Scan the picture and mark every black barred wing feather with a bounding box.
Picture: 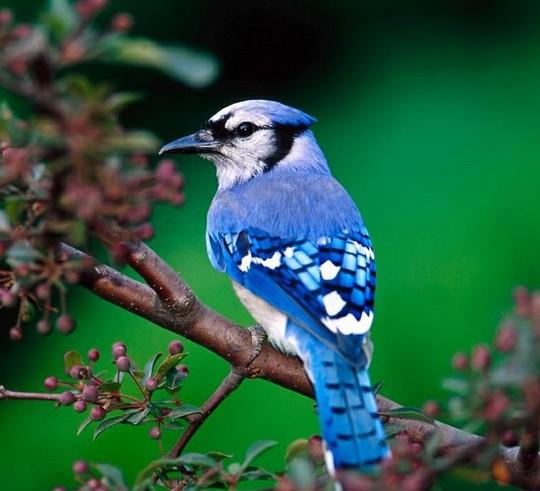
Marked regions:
[211,227,376,361]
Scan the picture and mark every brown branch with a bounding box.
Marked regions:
[56,241,540,489]
[0,386,61,402]
[519,424,539,471]
[169,368,247,458]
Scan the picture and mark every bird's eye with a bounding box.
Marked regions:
[236,122,256,137]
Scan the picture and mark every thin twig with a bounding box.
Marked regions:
[169,368,247,458]
[0,386,61,402]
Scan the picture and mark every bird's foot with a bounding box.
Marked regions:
[245,324,267,368]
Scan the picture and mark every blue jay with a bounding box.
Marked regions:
[160,100,389,471]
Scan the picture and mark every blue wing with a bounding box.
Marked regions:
[207,226,376,364]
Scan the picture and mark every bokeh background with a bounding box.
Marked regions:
[1,0,540,489]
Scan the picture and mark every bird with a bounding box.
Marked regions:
[160,100,389,472]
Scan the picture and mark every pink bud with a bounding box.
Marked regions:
[495,323,518,352]
[471,344,491,372]
[452,352,469,371]
[111,13,133,32]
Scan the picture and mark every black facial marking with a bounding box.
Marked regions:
[264,124,308,170]
[205,113,231,139]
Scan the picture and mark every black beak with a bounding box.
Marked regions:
[159,130,220,155]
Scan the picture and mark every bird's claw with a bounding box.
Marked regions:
[245,324,267,368]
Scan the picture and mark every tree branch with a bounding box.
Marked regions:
[56,240,540,488]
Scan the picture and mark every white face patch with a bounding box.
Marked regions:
[322,291,346,317]
[208,128,277,190]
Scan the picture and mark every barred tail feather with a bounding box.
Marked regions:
[304,343,389,470]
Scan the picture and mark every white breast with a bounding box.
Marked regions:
[232,281,300,356]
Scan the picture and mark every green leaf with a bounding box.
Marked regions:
[383,423,403,439]
[373,380,384,395]
[95,463,128,490]
[43,0,77,38]
[142,352,162,384]
[241,440,277,470]
[178,453,216,468]
[94,35,219,88]
[64,350,83,372]
[4,198,26,226]
[378,406,436,425]
[93,413,132,440]
[287,457,315,489]
[105,92,144,112]
[207,451,232,461]
[77,416,93,436]
[165,367,186,391]
[104,130,160,153]
[6,241,37,267]
[125,407,150,425]
[167,404,200,421]
[240,469,276,481]
[99,382,121,393]
[227,462,241,475]
[156,353,184,380]
[285,439,309,462]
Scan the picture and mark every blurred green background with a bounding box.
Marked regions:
[1,0,540,489]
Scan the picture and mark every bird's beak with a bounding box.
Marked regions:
[159,130,220,155]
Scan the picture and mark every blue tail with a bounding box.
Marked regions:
[302,339,389,470]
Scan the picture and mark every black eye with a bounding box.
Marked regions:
[236,122,256,137]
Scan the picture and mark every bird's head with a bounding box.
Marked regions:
[160,100,327,190]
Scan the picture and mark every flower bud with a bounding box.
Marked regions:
[149,426,161,440]
[35,283,50,300]
[72,460,89,474]
[168,340,184,355]
[37,319,52,335]
[112,341,127,358]
[0,289,16,307]
[9,326,22,341]
[74,400,87,413]
[44,376,59,391]
[88,348,100,362]
[0,9,13,26]
[12,24,31,39]
[495,323,518,352]
[136,223,154,240]
[59,391,76,406]
[90,406,105,420]
[69,364,84,380]
[115,355,131,371]
[111,13,133,32]
[452,352,469,371]
[82,385,99,403]
[471,344,491,372]
[422,400,440,417]
[57,314,76,334]
[87,478,100,490]
[484,391,509,421]
[145,377,158,392]
[513,286,531,317]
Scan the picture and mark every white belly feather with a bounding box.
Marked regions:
[232,281,300,356]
